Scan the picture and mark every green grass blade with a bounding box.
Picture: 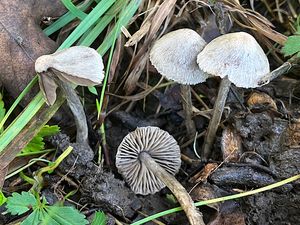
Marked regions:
[0,76,38,131]
[97,0,142,56]
[43,0,94,36]
[79,0,127,46]
[61,0,87,20]
[59,0,116,49]
[0,93,45,152]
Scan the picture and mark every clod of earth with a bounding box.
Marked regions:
[197,32,270,159]
[116,126,205,225]
[0,0,66,103]
[150,29,209,139]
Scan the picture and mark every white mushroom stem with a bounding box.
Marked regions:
[202,77,231,159]
[52,71,88,145]
[139,152,205,225]
[181,85,196,139]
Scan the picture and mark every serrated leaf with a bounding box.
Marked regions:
[88,86,98,95]
[91,211,106,225]
[0,190,7,206]
[21,209,42,225]
[22,125,60,154]
[6,192,37,215]
[41,206,88,225]
[282,35,300,57]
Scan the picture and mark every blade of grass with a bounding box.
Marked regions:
[0,76,38,131]
[43,0,94,36]
[95,0,142,164]
[78,0,127,46]
[59,0,116,49]
[61,0,87,20]
[131,174,300,225]
[0,92,45,152]
[97,0,142,56]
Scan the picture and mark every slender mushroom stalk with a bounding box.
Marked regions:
[139,152,204,225]
[197,32,270,159]
[35,46,104,145]
[52,72,88,144]
[150,29,209,140]
[202,77,231,159]
[116,126,205,225]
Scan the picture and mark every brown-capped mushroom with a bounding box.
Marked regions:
[116,126,205,225]
[35,46,104,144]
[197,32,270,159]
[150,29,209,139]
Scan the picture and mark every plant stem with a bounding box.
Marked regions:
[181,85,196,140]
[202,77,231,160]
[140,152,205,225]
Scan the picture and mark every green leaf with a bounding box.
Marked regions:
[41,206,88,225]
[0,190,7,206]
[91,211,106,225]
[21,125,60,154]
[22,209,42,225]
[6,191,37,215]
[88,86,98,96]
[282,35,300,57]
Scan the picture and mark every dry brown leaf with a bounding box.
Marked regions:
[221,126,242,162]
[247,92,277,111]
[0,0,66,104]
[124,0,176,94]
[189,163,218,184]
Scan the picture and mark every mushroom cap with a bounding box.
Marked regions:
[197,32,270,88]
[150,29,209,85]
[116,126,181,195]
[35,46,104,86]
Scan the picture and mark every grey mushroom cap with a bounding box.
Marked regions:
[150,29,209,85]
[116,126,181,195]
[197,32,270,88]
[35,46,104,86]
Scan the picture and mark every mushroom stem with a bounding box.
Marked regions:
[202,77,231,159]
[52,71,88,145]
[139,152,205,225]
[181,85,196,139]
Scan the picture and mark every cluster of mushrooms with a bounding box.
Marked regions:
[34,29,270,225]
[117,30,270,225]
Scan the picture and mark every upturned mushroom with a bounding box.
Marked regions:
[35,46,104,145]
[197,32,270,159]
[150,29,209,139]
[116,126,205,225]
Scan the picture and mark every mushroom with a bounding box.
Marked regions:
[35,46,104,145]
[150,29,209,139]
[197,32,270,159]
[116,126,205,225]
